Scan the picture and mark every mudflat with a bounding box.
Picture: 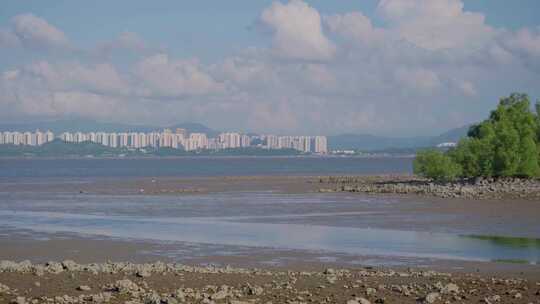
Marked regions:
[1,175,539,303]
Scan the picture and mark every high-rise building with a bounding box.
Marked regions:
[266,135,279,149]
[176,128,188,138]
[35,130,45,146]
[45,130,55,143]
[138,133,147,148]
[218,132,242,149]
[314,136,328,154]
[13,132,23,145]
[2,132,12,144]
[129,132,139,148]
[118,133,128,147]
[241,135,251,148]
[109,133,118,148]
[160,129,173,148]
[188,133,208,150]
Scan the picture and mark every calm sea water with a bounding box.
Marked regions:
[0,157,412,179]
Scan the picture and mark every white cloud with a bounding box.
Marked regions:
[503,28,540,63]
[260,0,336,61]
[96,31,152,58]
[134,54,225,98]
[11,13,70,50]
[377,0,495,51]
[325,11,386,46]
[0,28,21,48]
[394,67,441,93]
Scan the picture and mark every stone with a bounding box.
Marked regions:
[11,297,26,304]
[45,262,64,274]
[0,283,10,293]
[424,292,440,304]
[440,283,459,294]
[210,289,229,300]
[144,293,161,304]
[136,270,151,277]
[108,279,142,295]
[246,285,263,296]
[348,298,371,304]
[61,260,80,271]
[366,288,377,296]
[77,285,91,291]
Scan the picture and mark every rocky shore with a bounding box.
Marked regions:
[318,175,540,200]
[1,260,539,304]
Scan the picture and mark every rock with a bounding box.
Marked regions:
[45,261,64,274]
[347,298,371,304]
[77,285,91,291]
[107,279,142,295]
[136,269,151,277]
[424,292,440,304]
[483,295,501,303]
[61,260,80,271]
[513,292,522,299]
[90,292,112,303]
[174,289,186,301]
[0,283,10,293]
[324,268,336,275]
[144,293,161,304]
[326,276,337,284]
[366,288,377,297]
[440,283,459,294]
[210,289,229,300]
[11,297,26,304]
[245,285,263,296]
[162,297,178,304]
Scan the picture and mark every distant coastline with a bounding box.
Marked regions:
[0,140,416,159]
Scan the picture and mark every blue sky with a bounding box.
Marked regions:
[1,0,539,136]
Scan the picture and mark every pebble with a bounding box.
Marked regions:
[77,285,91,291]
[424,292,440,304]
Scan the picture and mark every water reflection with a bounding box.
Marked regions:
[1,210,539,264]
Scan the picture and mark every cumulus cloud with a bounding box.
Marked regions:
[260,0,336,61]
[96,31,153,58]
[0,28,21,48]
[133,54,225,98]
[11,13,70,50]
[377,0,495,51]
[325,11,386,46]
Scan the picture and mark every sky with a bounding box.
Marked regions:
[1,1,539,136]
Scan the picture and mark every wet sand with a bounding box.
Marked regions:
[2,175,538,237]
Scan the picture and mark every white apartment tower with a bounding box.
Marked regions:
[314,136,328,154]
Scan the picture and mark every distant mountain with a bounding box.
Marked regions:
[328,125,471,151]
[424,125,471,146]
[0,119,219,137]
[167,123,219,138]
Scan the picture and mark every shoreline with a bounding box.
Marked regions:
[0,260,538,304]
[3,173,539,200]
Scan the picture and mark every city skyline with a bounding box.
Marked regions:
[0,128,328,154]
[1,1,539,137]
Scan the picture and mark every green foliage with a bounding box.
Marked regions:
[413,149,462,182]
[416,93,540,180]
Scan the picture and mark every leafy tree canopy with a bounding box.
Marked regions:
[415,93,540,181]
